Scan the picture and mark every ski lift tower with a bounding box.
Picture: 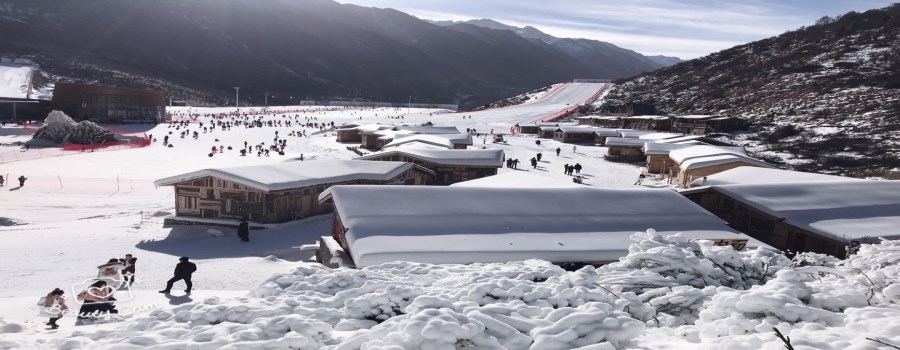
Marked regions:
[233,87,240,110]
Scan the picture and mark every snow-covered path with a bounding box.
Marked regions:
[447,82,608,129]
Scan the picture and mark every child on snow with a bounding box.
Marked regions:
[39,288,68,329]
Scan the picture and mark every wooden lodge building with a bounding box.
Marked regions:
[356,148,504,185]
[577,115,746,135]
[153,160,432,224]
[663,145,773,187]
[382,133,473,150]
[680,167,900,257]
[314,185,767,268]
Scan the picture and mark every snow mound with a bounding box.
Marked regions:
[31,110,117,145]
[20,231,900,349]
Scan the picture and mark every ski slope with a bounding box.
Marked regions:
[449,82,608,129]
[0,63,31,99]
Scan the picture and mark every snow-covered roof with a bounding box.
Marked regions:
[320,186,768,267]
[605,137,649,147]
[691,167,863,187]
[384,133,473,149]
[623,115,670,120]
[355,124,392,133]
[618,130,657,138]
[637,132,684,140]
[398,126,461,134]
[655,135,706,144]
[593,128,622,137]
[643,142,695,155]
[710,181,900,242]
[357,148,504,167]
[669,145,772,171]
[555,126,598,134]
[450,171,582,189]
[539,125,563,131]
[154,160,424,192]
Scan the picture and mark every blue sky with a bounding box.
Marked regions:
[336,0,896,58]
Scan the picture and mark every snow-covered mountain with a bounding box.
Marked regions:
[433,18,682,70]
[0,0,668,108]
[602,4,900,177]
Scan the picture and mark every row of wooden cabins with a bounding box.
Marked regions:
[336,123,471,150]
[577,115,747,135]
[155,149,504,224]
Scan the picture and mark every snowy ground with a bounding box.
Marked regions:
[0,97,896,349]
[0,62,31,99]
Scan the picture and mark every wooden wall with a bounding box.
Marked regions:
[687,189,846,257]
[171,168,427,224]
[364,154,498,185]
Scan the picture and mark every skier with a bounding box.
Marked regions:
[17,175,26,187]
[237,218,250,242]
[159,257,197,294]
[39,288,68,329]
[556,148,561,156]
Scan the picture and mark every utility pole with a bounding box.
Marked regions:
[407,95,411,115]
[264,92,269,108]
[233,87,241,110]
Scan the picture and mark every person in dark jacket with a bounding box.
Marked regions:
[530,157,538,169]
[555,147,561,156]
[18,175,26,187]
[159,257,197,294]
[574,163,583,174]
[237,219,250,242]
[121,254,136,288]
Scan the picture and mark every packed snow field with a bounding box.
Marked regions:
[0,62,31,99]
[0,96,898,348]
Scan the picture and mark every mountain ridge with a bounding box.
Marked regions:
[0,0,669,107]
[601,4,900,176]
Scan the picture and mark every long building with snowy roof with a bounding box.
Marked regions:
[154,160,433,223]
[357,148,504,185]
[315,185,769,268]
[680,167,899,256]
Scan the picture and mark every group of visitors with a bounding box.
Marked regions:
[40,255,198,329]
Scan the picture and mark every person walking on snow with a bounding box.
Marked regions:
[17,175,26,187]
[555,148,561,156]
[237,218,250,242]
[536,153,542,162]
[574,163,582,175]
[160,257,197,294]
[0,175,4,187]
[572,145,577,154]
[122,254,136,288]
[530,157,538,169]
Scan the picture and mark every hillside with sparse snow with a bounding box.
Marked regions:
[601,4,900,177]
